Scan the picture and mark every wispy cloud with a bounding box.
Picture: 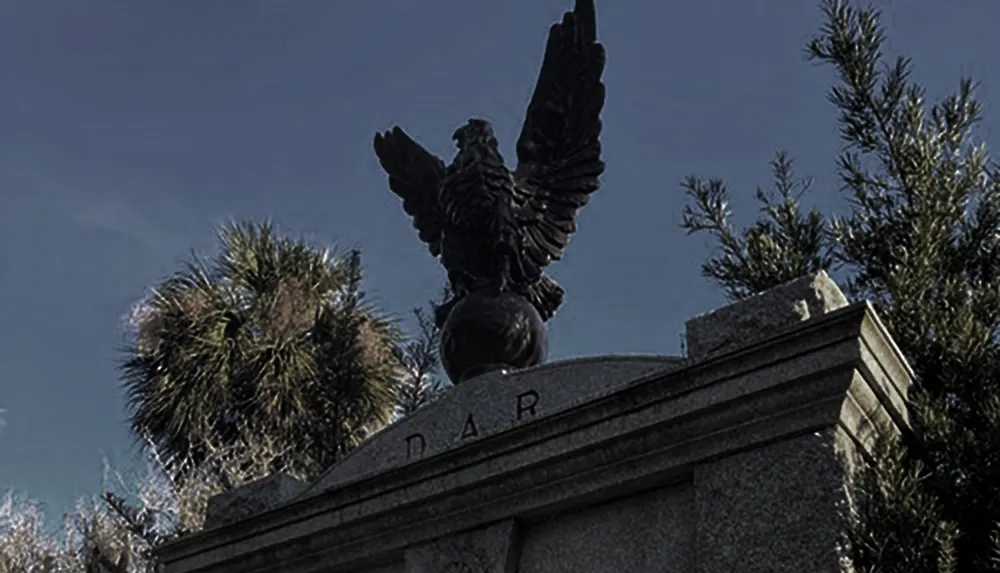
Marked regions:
[0,160,214,308]
[71,202,182,255]
[1,159,200,260]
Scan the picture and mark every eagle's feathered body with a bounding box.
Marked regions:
[374,0,606,328]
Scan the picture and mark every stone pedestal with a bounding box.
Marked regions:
[154,272,912,573]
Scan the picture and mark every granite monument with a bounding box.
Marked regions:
[154,271,914,573]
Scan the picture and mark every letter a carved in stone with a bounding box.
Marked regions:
[461,413,479,440]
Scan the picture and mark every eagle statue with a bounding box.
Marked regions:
[373,0,606,383]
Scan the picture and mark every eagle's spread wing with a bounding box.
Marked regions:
[373,127,448,257]
[513,0,606,280]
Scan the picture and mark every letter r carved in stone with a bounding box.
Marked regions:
[516,390,539,421]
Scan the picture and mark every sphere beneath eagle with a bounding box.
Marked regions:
[439,290,548,384]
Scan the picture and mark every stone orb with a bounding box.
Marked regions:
[439,290,548,384]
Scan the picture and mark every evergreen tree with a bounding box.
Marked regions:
[393,289,451,419]
[682,0,1000,570]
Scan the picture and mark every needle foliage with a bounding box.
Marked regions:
[682,1,1000,570]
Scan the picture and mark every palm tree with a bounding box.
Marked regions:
[120,221,402,482]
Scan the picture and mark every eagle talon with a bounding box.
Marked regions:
[492,273,511,296]
[492,250,515,295]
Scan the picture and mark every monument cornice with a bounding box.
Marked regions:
[156,300,911,573]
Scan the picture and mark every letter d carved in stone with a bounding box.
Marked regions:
[405,433,427,460]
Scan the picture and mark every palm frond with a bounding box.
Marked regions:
[120,220,401,482]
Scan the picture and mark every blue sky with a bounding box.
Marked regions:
[0,0,997,524]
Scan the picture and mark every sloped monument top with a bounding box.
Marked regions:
[304,354,686,496]
[304,270,852,496]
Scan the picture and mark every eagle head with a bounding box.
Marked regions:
[452,118,498,152]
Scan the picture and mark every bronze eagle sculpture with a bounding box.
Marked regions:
[373,0,605,381]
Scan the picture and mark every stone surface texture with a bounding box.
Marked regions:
[685,270,849,359]
[202,473,305,530]
[154,272,912,573]
[404,520,520,573]
[518,483,694,572]
[694,429,850,572]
